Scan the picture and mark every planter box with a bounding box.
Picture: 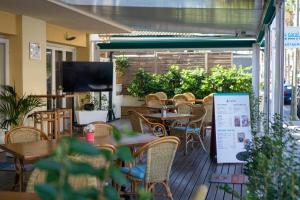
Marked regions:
[75,110,108,125]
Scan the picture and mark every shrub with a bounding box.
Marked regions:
[127,65,252,99]
[127,68,158,98]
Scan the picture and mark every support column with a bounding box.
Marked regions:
[273,1,285,116]
[252,43,260,97]
[264,26,271,123]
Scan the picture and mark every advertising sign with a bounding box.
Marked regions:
[285,26,300,48]
[214,93,252,163]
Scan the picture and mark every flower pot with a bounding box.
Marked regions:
[85,132,95,143]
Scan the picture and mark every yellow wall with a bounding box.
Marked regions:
[46,23,87,47]
[22,16,47,95]
[8,16,22,95]
[0,11,17,35]
[76,34,90,61]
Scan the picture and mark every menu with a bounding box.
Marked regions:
[214,93,252,163]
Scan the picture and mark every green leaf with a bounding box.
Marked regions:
[66,160,98,176]
[35,184,57,200]
[69,140,101,156]
[35,159,61,172]
[137,189,152,200]
[116,146,134,162]
[74,187,99,200]
[103,185,120,200]
[112,128,122,142]
[98,149,113,160]
[109,166,129,185]
[97,168,106,180]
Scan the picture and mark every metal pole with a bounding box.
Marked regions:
[291,0,299,120]
[274,1,285,116]
[264,26,271,126]
[252,43,260,98]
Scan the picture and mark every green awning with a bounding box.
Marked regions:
[98,39,256,50]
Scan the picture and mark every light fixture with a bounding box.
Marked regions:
[65,33,76,41]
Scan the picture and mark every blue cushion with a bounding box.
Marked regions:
[120,165,146,180]
[173,126,200,133]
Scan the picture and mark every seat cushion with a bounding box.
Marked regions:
[173,126,200,133]
[120,165,146,180]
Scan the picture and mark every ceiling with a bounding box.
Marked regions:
[0,0,131,34]
[56,0,267,37]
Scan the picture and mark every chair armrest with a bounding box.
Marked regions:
[144,121,167,137]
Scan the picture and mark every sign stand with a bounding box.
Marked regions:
[210,93,252,163]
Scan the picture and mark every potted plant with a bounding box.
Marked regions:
[115,56,130,84]
[0,85,44,131]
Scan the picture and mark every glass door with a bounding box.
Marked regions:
[46,44,75,108]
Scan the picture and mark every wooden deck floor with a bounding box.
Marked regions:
[158,144,244,200]
[111,119,245,200]
[0,119,245,200]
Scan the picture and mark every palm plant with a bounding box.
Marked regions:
[0,85,44,130]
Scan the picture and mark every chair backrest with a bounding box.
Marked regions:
[145,94,163,108]
[183,92,196,104]
[128,111,143,133]
[173,94,189,105]
[154,92,167,100]
[191,105,207,128]
[5,126,49,144]
[135,136,180,183]
[175,102,193,125]
[26,145,115,193]
[90,121,113,137]
[202,94,214,125]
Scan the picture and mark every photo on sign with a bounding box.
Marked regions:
[237,132,245,143]
[234,116,241,127]
[241,115,249,127]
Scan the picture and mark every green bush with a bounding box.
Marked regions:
[127,65,252,99]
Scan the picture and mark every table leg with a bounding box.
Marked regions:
[17,158,25,192]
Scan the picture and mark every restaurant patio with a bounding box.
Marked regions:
[0,0,297,200]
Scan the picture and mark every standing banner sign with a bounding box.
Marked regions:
[213,93,252,163]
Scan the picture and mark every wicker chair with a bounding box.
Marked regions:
[5,126,49,190]
[26,144,115,193]
[183,92,196,104]
[154,92,167,100]
[5,126,49,144]
[128,111,167,137]
[202,93,214,135]
[90,121,114,137]
[121,136,180,199]
[170,104,207,154]
[172,94,189,105]
[145,94,163,109]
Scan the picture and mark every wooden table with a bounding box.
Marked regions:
[144,113,196,121]
[0,192,40,200]
[0,134,158,191]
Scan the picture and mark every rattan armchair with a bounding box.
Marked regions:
[90,121,114,137]
[145,94,163,109]
[154,92,168,100]
[128,111,167,137]
[172,94,189,105]
[183,92,196,104]
[26,144,116,193]
[202,93,214,135]
[170,104,207,154]
[5,126,49,190]
[5,126,49,144]
[121,136,180,199]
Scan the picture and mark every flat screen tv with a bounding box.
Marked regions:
[62,62,113,92]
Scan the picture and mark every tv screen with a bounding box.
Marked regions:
[62,62,113,92]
